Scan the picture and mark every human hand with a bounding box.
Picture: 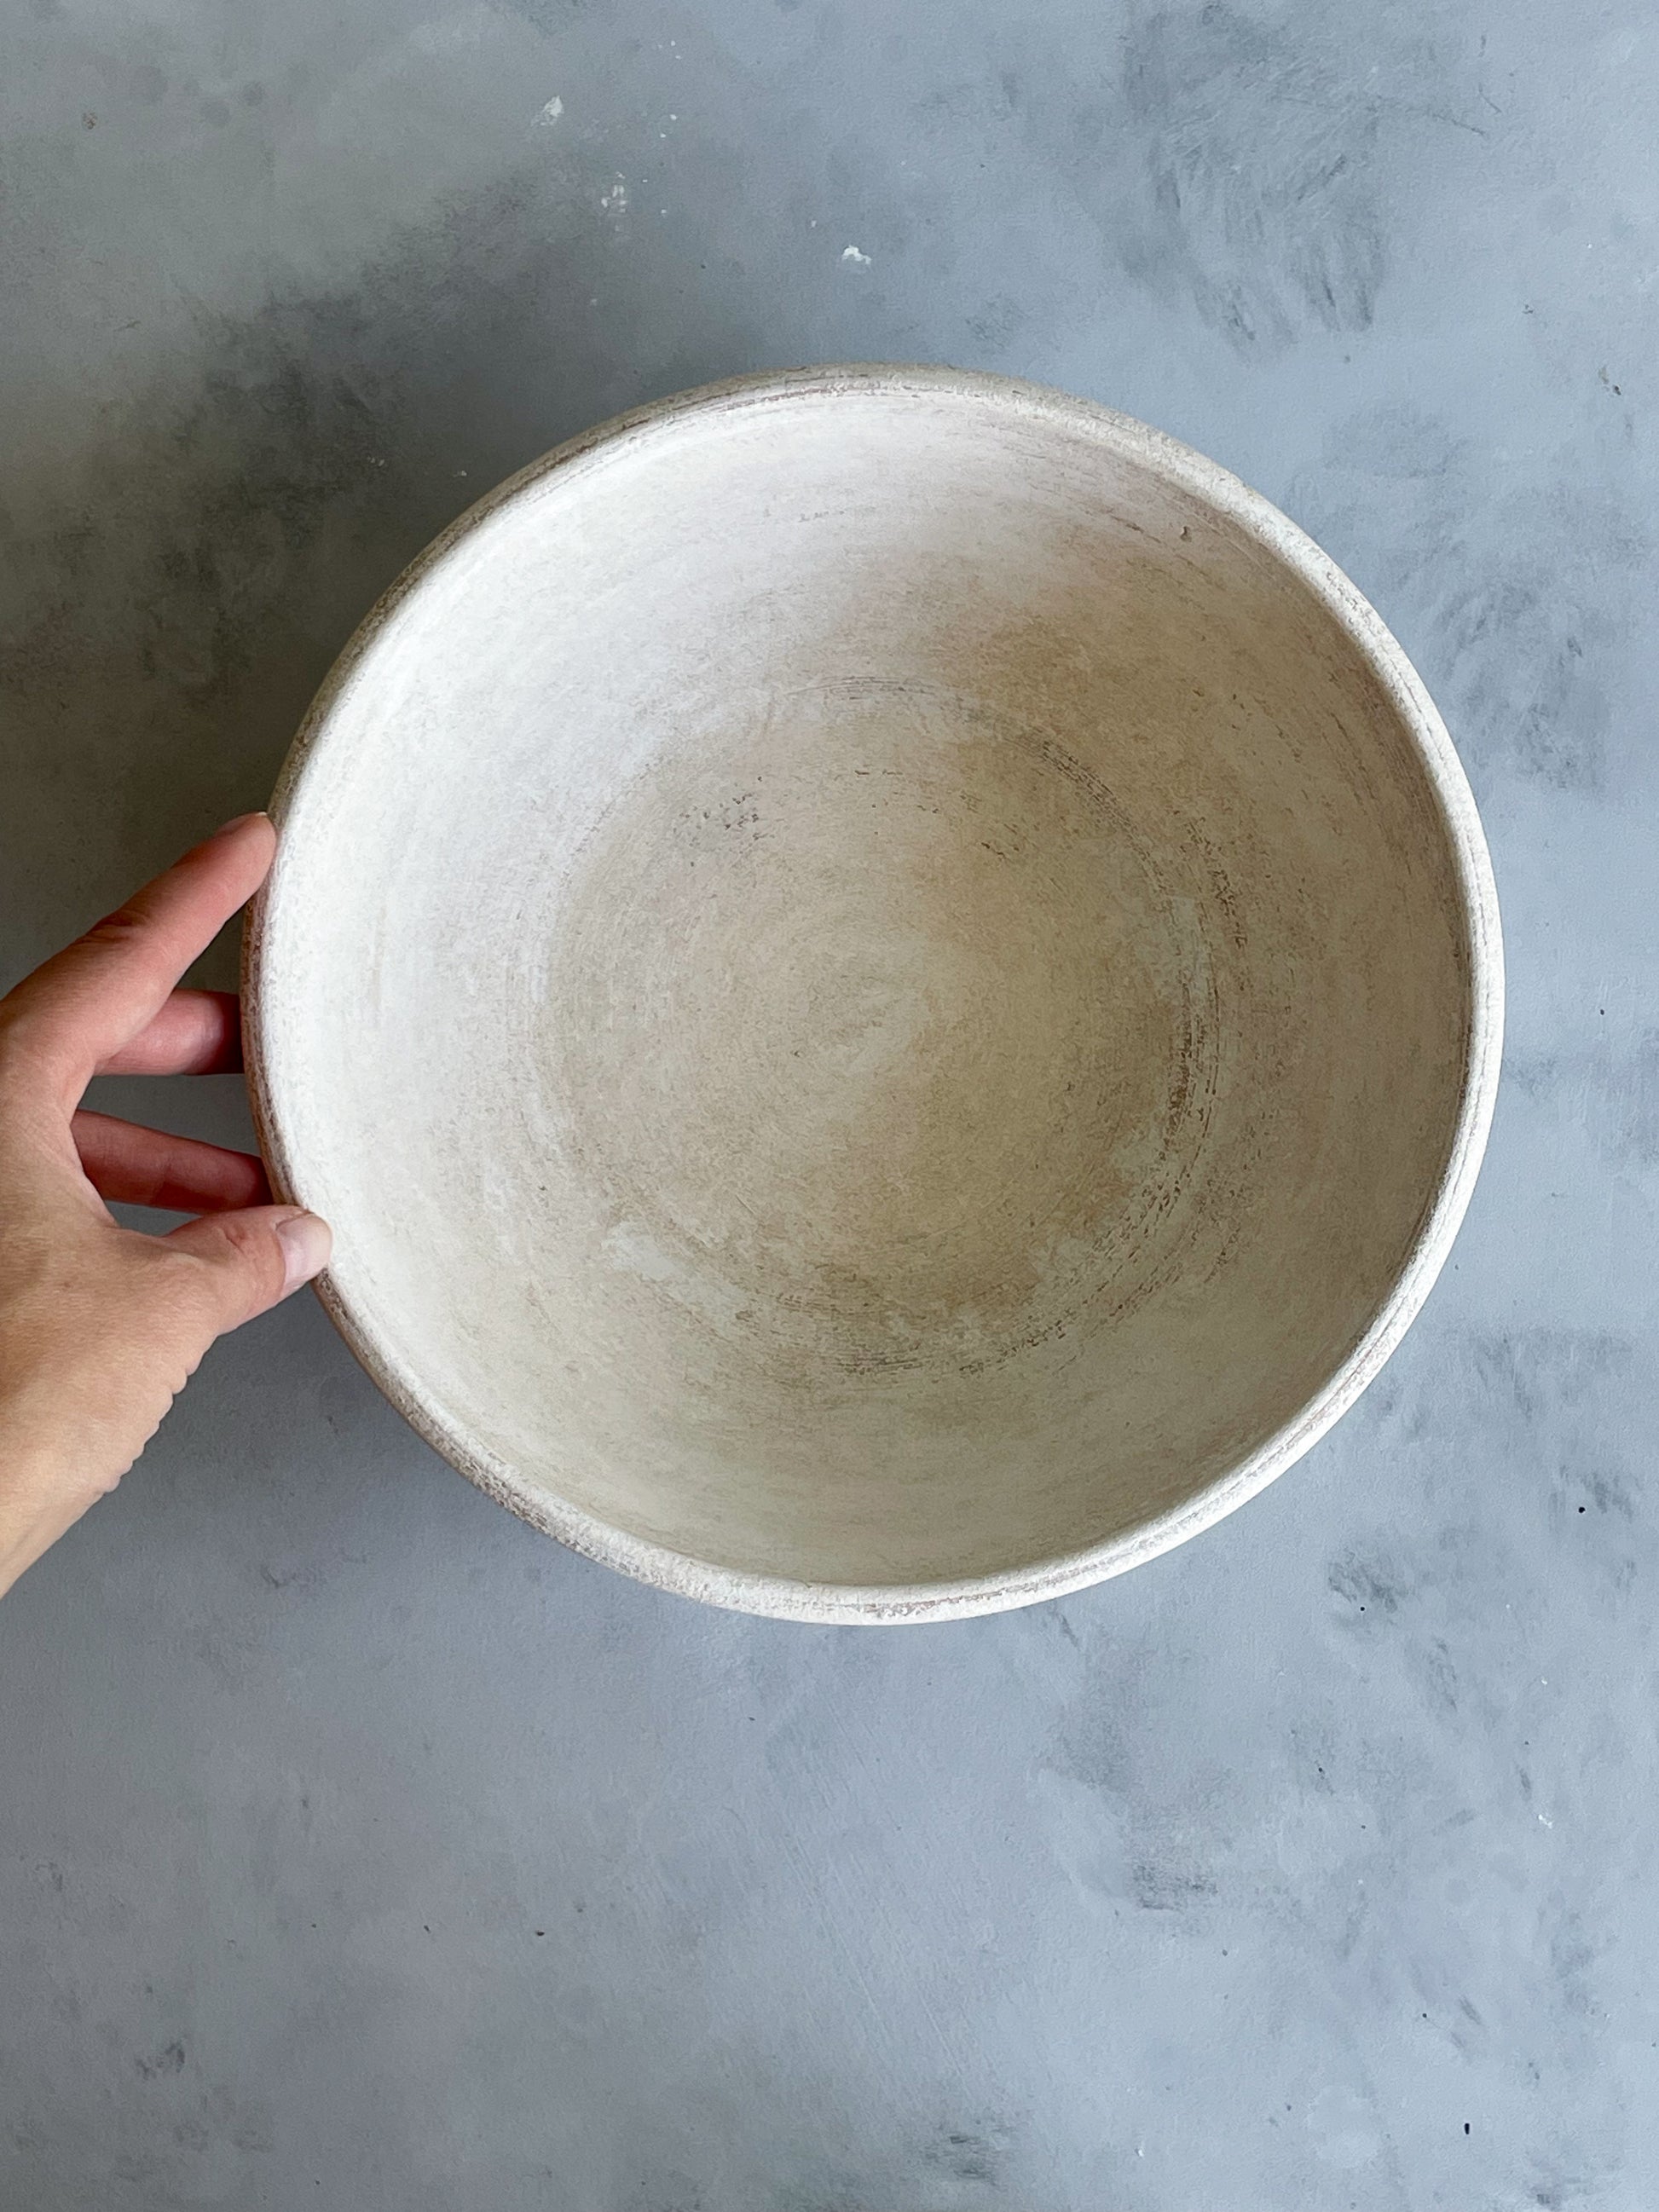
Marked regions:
[0,813,331,1597]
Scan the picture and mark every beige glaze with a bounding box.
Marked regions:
[246,367,1502,1622]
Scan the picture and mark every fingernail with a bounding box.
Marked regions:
[213,810,271,839]
[275,1210,332,1295]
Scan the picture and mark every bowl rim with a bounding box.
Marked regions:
[244,361,1504,1625]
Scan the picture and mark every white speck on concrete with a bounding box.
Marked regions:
[536,95,564,125]
[601,177,628,213]
[841,243,871,266]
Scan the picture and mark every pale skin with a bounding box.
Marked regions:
[0,813,331,1597]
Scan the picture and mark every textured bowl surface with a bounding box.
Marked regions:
[247,366,1501,1622]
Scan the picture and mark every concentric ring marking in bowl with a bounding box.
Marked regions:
[246,365,1502,1623]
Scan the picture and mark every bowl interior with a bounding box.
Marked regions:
[254,374,1483,1613]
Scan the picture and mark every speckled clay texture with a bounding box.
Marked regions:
[246,367,1500,1620]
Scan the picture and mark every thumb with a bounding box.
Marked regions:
[165,1204,332,1339]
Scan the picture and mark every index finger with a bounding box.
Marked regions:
[0,814,276,1112]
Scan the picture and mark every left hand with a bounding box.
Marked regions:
[0,812,331,1597]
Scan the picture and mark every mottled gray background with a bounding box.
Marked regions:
[2,0,1656,2204]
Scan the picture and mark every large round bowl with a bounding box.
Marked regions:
[246,366,1501,1623]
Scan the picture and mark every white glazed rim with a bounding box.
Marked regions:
[245,363,1504,1625]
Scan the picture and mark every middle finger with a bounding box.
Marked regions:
[95,990,243,1077]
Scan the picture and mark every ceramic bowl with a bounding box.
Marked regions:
[246,366,1501,1622]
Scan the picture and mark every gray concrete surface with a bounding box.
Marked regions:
[2,0,1656,2203]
